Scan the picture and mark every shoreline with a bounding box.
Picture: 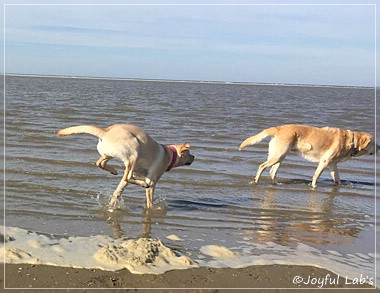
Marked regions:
[1,263,374,290]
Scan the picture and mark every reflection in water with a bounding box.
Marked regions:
[102,207,168,240]
[251,185,359,245]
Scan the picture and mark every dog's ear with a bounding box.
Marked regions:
[178,142,190,157]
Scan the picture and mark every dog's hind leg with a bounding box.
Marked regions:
[255,138,288,183]
[109,168,129,208]
[269,161,282,184]
[108,161,136,208]
[255,158,281,183]
[96,155,118,175]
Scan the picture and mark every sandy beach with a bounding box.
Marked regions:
[1,263,374,291]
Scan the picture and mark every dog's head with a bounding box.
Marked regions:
[353,132,378,156]
[171,142,195,166]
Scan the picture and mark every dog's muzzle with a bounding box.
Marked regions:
[352,148,359,156]
[186,155,195,165]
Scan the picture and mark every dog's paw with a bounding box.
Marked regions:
[249,178,259,185]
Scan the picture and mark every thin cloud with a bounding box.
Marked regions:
[4,3,376,86]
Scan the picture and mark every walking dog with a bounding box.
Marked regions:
[239,124,378,187]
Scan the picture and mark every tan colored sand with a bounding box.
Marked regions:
[2,263,374,290]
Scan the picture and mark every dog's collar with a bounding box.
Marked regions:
[351,132,359,156]
[166,145,178,171]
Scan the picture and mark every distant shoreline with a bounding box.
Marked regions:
[3,73,372,89]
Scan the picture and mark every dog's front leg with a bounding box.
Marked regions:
[127,178,151,188]
[329,164,341,185]
[145,183,156,209]
[312,160,329,188]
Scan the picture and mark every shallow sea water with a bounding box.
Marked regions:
[2,76,378,283]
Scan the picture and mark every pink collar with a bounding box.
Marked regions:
[166,145,178,171]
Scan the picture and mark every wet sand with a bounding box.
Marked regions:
[1,264,374,291]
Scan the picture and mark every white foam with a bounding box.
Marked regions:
[197,241,376,286]
[1,226,376,286]
[166,234,182,241]
[1,226,197,274]
[200,245,239,258]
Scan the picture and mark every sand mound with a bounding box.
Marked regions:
[94,237,195,274]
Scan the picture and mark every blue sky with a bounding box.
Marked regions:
[2,1,377,86]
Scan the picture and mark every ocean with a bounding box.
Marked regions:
[2,75,378,283]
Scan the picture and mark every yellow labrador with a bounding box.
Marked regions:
[57,124,194,208]
[239,124,378,187]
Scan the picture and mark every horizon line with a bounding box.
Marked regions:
[3,73,372,89]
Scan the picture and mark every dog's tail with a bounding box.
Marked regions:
[57,125,105,138]
[239,127,278,150]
